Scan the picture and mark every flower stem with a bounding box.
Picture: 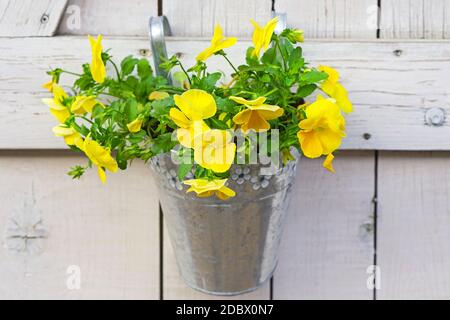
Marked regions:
[222,54,239,74]
[61,70,82,77]
[109,60,122,81]
[275,39,287,70]
[177,62,192,86]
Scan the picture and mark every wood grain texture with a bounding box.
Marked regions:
[377,152,450,299]
[1,37,450,150]
[0,0,68,37]
[381,0,450,39]
[0,151,159,299]
[162,0,272,37]
[162,222,271,300]
[275,0,378,39]
[57,0,157,36]
[274,151,375,299]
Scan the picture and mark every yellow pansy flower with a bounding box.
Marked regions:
[297,97,346,159]
[77,135,118,184]
[42,84,70,122]
[71,95,99,114]
[169,89,217,148]
[42,80,54,92]
[196,24,237,62]
[318,66,353,113]
[184,179,236,200]
[149,91,169,101]
[323,153,335,173]
[193,129,236,173]
[52,124,82,146]
[250,17,279,58]
[89,35,106,84]
[231,96,284,133]
[127,117,143,133]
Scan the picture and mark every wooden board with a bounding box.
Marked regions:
[162,0,273,37]
[162,222,270,300]
[381,0,450,39]
[0,151,160,299]
[1,36,450,151]
[377,152,450,299]
[0,0,68,37]
[274,151,375,299]
[57,0,158,36]
[275,0,378,39]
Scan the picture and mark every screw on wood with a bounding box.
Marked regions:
[175,52,183,58]
[425,107,446,126]
[363,133,372,140]
[393,49,403,57]
[139,49,151,57]
[40,14,49,24]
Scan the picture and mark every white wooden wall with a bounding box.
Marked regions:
[1,0,450,300]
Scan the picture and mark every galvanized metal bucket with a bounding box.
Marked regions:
[149,152,298,295]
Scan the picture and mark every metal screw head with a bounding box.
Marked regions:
[393,49,403,57]
[40,14,49,24]
[425,108,446,126]
[363,133,372,140]
[139,49,150,57]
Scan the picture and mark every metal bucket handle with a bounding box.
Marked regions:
[149,16,172,83]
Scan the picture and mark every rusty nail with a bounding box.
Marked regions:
[363,133,371,140]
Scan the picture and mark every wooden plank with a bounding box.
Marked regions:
[162,0,272,37]
[381,0,450,39]
[377,152,450,299]
[274,151,375,299]
[2,37,450,151]
[57,0,157,36]
[275,0,378,39]
[163,222,271,299]
[0,0,68,37]
[0,151,159,299]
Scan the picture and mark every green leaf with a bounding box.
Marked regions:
[301,70,328,84]
[297,84,317,98]
[125,99,139,122]
[178,163,193,180]
[208,118,229,130]
[150,133,177,154]
[151,96,174,117]
[197,72,222,91]
[137,59,153,78]
[121,55,139,76]
[261,46,277,65]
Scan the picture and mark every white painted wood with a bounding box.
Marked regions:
[0,0,68,37]
[57,0,157,36]
[377,152,450,299]
[0,151,160,299]
[163,0,273,37]
[275,0,378,39]
[381,0,450,39]
[1,36,450,150]
[274,151,375,299]
[163,222,271,299]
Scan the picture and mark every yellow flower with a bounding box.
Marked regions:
[184,179,236,200]
[52,124,82,146]
[71,95,99,114]
[193,129,236,173]
[127,117,143,133]
[149,91,169,101]
[292,29,304,43]
[318,66,353,113]
[169,89,217,148]
[250,17,279,58]
[77,135,118,184]
[297,97,346,159]
[231,96,284,133]
[42,80,54,92]
[89,35,106,84]
[196,24,237,61]
[323,153,335,173]
[42,84,70,122]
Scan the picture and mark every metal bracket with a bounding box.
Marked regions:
[149,16,172,83]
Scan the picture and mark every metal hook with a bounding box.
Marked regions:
[149,16,172,83]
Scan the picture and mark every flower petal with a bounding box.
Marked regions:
[298,130,323,158]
